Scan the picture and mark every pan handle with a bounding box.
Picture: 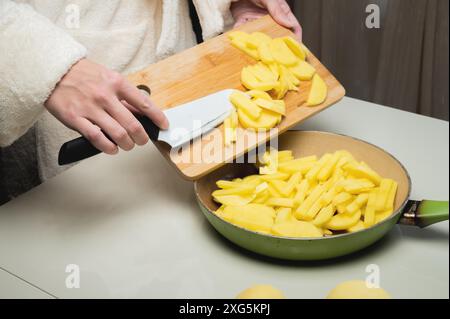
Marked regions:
[399,200,449,228]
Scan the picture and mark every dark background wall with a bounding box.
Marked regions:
[290,0,449,121]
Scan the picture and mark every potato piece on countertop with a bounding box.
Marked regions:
[327,281,391,299]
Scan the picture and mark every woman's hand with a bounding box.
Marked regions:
[45,59,169,155]
[231,0,302,41]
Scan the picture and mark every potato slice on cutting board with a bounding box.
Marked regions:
[254,98,286,116]
[229,90,262,120]
[270,38,299,66]
[237,109,280,130]
[290,60,316,81]
[282,36,307,60]
[307,74,328,106]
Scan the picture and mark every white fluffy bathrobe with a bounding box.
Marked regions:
[0,0,235,180]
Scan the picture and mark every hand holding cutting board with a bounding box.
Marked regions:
[59,16,345,179]
[50,1,301,164]
[231,0,302,41]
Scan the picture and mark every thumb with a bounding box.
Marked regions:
[263,0,302,42]
[264,0,296,28]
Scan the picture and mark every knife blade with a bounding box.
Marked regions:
[58,89,234,165]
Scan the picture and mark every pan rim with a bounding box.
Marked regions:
[194,130,413,241]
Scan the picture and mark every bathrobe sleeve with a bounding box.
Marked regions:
[192,0,237,40]
[0,0,87,147]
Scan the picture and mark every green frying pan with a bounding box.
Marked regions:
[194,131,448,261]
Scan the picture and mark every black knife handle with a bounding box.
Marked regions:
[58,114,160,166]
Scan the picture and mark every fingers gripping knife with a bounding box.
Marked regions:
[58,89,234,165]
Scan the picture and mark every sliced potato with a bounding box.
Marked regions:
[290,60,316,81]
[272,221,323,238]
[280,65,300,87]
[343,162,382,186]
[272,69,290,99]
[385,181,398,210]
[215,205,225,216]
[254,98,286,115]
[306,153,333,181]
[279,162,315,175]
[363,190,378,228]
[259,172,290,181]
[230,90,262,120]
[223,117,235,146]
[237,109,279,130]
[375,179,395,211]
[277,150,294,162]
[282,36,306,60]
[275,208,295,224]
[346,193,370,215]
[231,38,259,60]
[270,38,299,66]
[269,180,288,195]
[282,172,302,196]
[212,185,254,197]
[326,210,362,231]
[293,179,310,205]
[258,42,275,64]
[230,108,239,129]
[226,204,276,218]
[267,183,282,198]
[247,89,272,101]
[250,63,278,83]
[303,196,328,221]
[241,67,277,91]
[228,31,251,42]
[348,221,366,233]
[342,179,375,194]
[327,281,391,299]
[321,186,339,206]
[230,205,275,233]
[307,74,328,106]
[268,63,280,80]
[237,284,285,299]
[375,209,394,223]
[317,151,343,182]
[211,147,399,239]
[295,185,326,220]
[216,180,242,189]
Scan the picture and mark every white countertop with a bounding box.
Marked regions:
[0,97,448,299]
[0,269,53,299]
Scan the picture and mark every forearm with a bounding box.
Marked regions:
[0,0,87,146]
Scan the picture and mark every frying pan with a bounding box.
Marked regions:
[194,131,449,260]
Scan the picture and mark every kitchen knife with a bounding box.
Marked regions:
[58,89,234,165]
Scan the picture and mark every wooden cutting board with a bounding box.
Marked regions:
[127,15,345,181]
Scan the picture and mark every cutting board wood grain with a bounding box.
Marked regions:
[128,16,345,180]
